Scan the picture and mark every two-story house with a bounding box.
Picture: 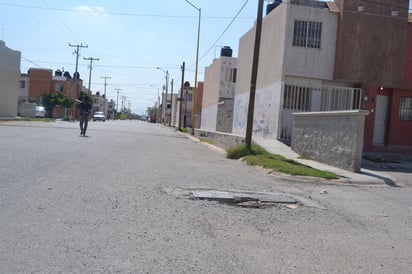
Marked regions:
[232,0,411,152]
[201,46,237,133]
[233,0,356,141]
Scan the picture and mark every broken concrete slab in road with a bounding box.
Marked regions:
[191,189,297,207]
[165,186,324,209]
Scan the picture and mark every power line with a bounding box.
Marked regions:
[21,56,45,68]
[0,2,255,19]
[14,0,70,44]
[197,0,249,65]
[33,0,81,42]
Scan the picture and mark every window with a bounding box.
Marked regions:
[293,20,322,49]
[55,83,64,92]
[20,80,25,88]
[400,97,412,120]
[224,68,237,83]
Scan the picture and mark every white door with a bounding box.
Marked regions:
[373,95,389,145]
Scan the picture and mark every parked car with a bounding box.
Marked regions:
[34,106,46,118]
[93,111,106,121]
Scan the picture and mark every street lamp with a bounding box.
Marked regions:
[156,67,169,125]
[184,0,201,135]
[150,85,161,123]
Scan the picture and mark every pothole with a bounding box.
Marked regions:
[166,187,304,209]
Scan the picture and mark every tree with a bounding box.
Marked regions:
[42,93,75,118]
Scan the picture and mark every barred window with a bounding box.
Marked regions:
[293,20,322,49]
[400,97,412,120]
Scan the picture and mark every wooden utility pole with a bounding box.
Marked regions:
[69,43,88,99]
[169,78,173,127]
[114,88,121,120]
[84,57,99,93]
[245,0,264,150]
[100,76,111,116]
[178,62,185,131]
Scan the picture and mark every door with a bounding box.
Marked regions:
[373,95,389,145]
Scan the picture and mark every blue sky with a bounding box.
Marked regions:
[1,0,412,114]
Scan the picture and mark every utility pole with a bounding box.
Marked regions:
[100,76,111,116]
[84,57,99,93]
[114,88,121,120]
[122,96,126,111]
[169,78,173,126]
[178,62,185,131]
[245,0,264,150]
[69,43,88,100]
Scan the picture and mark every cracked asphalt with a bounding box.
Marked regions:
[0,120,411,273]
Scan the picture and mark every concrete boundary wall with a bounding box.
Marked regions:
[291,110,369,172]
[195,129,245,149]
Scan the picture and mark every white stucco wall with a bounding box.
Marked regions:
[283,4,338,80]
[233,3,287,136]
[233,81,282,138]
[0,40,20,117]
[201,105,218,131]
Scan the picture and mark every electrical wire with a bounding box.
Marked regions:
[197,0,249,65]
[0,1,255,19]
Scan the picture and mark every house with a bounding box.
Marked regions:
[107,99,115,120]
[233,0,358,141]
[175,81,204,129]
[26,68,84,118]
[0,40,20,117]
[341,0,412,152]
[27,68,53,106]
[201,46,237,133]
[17,73,30,115]
[92,92,108,117]
[232,0,411,153]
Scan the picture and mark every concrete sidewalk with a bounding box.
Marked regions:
[254,137,410,186]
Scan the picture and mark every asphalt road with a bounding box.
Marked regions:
[0,120,411,273]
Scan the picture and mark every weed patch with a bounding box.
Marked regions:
[227,144,339,180]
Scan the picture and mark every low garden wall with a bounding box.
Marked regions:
[291,110,369,172]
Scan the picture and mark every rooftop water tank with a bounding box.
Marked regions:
[266,0,282,15]
[221,46,232,57]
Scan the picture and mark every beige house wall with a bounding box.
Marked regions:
[233,2,340,138]
[202,56,237,132]
[0,41,20,117]
[284,4,338,80]
[233,3,287,136]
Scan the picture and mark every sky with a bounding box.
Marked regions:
[1,0,412,115]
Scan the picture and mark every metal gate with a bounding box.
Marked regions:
[280,84,362,142]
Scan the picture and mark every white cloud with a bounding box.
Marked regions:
[75,5,108,16]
